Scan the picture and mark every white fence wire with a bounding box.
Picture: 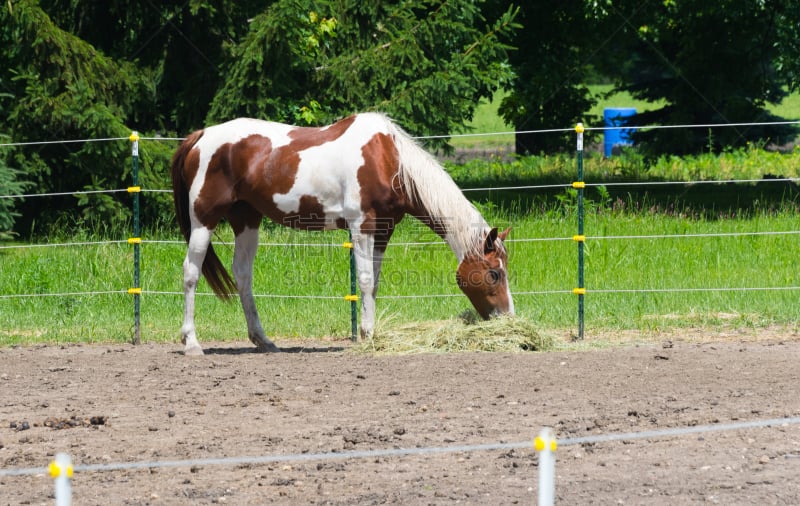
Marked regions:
[2,415,799,506]
[0,415,796,478]
[0,123,799,301]
[1,122,799,503]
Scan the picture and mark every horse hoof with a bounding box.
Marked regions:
[256,342,280,353]
[184,345,204,356]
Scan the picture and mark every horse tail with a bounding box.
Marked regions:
[170,130,202,244]
[170,130,237,300]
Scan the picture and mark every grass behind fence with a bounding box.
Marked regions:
[1,201,799,347]
[3,125,800,347]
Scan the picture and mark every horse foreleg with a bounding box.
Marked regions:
[233,226,279,352]
[352,233,377,340]
[368,227,394,333]
[182,226,212,356]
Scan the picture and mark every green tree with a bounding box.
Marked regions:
[1,1,152,234]
[207,1,337,125]
[490,1,599,154]
[0,151,27,240]
[39,0,264,132]
[324,0,519,142]
[1,0,518,237]
[0,48,24,237]
[0,1,251,236]
[774,4,800,91]
[209,0,520,145]
[593,0,800,155]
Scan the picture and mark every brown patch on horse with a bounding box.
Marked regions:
[357,132,453,239]
[356,132,407,235]
[227,201,263,236]
[287,115,356,149]
[194,116,359,231]
[193,134,273,228]
[455,228,512,319]
[279,195,329,230]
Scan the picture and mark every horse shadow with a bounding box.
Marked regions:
[174,344,348,356]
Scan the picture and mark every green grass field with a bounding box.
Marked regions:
[2,177,799,347]
[449,91,515,150]
[2,88,799,348]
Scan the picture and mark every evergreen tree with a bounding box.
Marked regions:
[209,0,519,145]
[593,0,800,155]
[490,1,600,154]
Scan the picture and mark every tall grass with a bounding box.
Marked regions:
[2,175,799,347]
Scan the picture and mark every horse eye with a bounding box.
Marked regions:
[488,270,501,283]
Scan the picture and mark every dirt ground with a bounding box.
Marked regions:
[2,332,800,505]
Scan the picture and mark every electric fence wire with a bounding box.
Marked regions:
[2,415,799,478]
[1,125,799,300]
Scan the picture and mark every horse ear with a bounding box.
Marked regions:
[498,226,511,241]
[484,227,499,254]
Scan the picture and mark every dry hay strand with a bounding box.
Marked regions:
[358,313,553,354]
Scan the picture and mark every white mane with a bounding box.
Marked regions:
[380,115,489,261]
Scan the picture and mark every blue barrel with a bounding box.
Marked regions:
[603,107,637,157]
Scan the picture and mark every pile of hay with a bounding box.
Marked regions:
[358,313,553,354]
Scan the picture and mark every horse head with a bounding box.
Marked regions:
[455,227,514,319]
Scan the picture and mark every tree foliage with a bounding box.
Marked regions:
[38,0,263,131]
[322,0,519,141]
[491,1,600,154]
[592,0,800,155]
[493,0,800,156]
[2,0,800,237]
[207,1,340,125]
[1,1,163,234]
[0,147,27,240]
[0,0,517,237]
[209,0,520,144]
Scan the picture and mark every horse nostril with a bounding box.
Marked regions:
[491,304,514,318]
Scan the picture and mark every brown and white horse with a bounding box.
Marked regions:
[171,113,513,355]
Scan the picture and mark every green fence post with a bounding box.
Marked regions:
[574,123,586,340]
[129,132,142,345]
[345,232,358,341]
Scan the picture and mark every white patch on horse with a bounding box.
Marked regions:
[499,257,515,315]
[189,118,294,217]
[272,114,392,229]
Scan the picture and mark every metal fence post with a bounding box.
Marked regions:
[128,132,142,345]
[573,123,586,340]
[344,232,358,341]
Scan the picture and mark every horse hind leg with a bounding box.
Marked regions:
[182,226,212,356]
[233,225,279,352]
